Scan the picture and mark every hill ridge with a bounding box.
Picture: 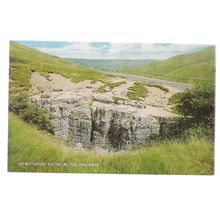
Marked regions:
[69,58,155,71]
[119,46,215,84]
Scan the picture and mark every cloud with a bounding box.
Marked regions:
[35,42,209,60]
[38,42,104,59]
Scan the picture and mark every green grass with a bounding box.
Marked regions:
[127,82,148,100]
[97,85,107,93]
[106,81,126,89]
[8,113,214,174]
[97,81,126,93]
[120,47,215,85]
[9,42,115,94]
[167,92,183,114]
[147,83,169,92]
[168,92,184,105]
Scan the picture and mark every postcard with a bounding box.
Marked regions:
[8,41,215,174]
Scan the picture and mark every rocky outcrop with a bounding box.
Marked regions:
[91,103,159,149]
[32,91,176,150]
[34,92,93,146]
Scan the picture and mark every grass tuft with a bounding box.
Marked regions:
[147,83,169,92]
[127,82,148,100]
[97,85,108,93]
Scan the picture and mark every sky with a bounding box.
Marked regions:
[17,41,209,60]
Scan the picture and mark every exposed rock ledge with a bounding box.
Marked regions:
[32,91,178,150]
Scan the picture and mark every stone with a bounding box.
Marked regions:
[93,94,113,104]
[53,88,63,92]
[32,91,177,150]
[9,67,15,74]
[75,143,83,150]
[40,93,51,99]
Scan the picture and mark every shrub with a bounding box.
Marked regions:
[9,93,29,114]
[182,123,214,139]
[175,84,215,125]
[171,84,215,139]
[9,94,54,133]
[168,92,184,105]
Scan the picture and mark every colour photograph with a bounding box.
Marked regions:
[8,41,215,174]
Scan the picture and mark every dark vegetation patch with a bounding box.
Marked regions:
[9,94,54,134]
[166,83,215,140]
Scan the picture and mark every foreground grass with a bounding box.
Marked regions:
[8,113,214,174]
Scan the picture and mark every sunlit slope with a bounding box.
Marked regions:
[120,47,215,84]
[9,41,108,90]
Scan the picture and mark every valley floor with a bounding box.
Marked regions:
[8,113,214,174]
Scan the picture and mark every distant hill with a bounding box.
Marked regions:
[68,59,155,71]
[119,47,215,84]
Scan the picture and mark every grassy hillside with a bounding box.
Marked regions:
[69,58,155,71]
[119,47,215,84]
[8,113,214,174]
[9,42,112,94]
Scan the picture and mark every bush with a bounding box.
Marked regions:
[172,84,215,139]
[175,84,215,125]
[9,93,29,114]
[9,94,54,133]
[182,123,214,139]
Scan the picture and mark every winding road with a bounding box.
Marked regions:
[106,72,193,91]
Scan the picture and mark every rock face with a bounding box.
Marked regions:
[32,91,176,150]
[91,104,159,149]
[34,92,93,146]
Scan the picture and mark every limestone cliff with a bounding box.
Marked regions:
[32,91,178,150]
